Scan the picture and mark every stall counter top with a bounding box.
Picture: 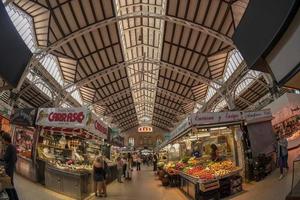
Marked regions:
[46,163,92,176]
[179,167,242,184]
[17,155,33,162]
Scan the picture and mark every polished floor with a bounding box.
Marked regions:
[14,148,300,200]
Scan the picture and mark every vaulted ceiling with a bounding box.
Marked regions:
[7,0,252,131]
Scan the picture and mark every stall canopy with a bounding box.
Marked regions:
[36,107,108,139]
[157,109,272,150]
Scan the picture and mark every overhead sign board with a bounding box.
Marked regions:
[138,126,153,133]
[36,107,88,129]
[10,108,37,127]
[86,113,108,139]
[190,111,243,126]
[36,107,108,139]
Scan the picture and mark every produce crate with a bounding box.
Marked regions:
[199,179,220,192]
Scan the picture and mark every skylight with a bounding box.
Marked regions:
[116,0,166,124]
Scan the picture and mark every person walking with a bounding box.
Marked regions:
[126,153,133,180]
[93,156,107,197]
[153,154,158,171]
[116,156,123,183]
[122,156,127,177]
[278,135,288,180]
[136,155,141,171]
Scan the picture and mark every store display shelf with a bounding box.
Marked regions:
[39,144,73,151]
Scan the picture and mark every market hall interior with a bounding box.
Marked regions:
[0,0,300,200]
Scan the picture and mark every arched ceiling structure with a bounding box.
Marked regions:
[4,0,281,132]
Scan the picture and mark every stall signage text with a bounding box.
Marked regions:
[48,112,85,123]
[36,107,88,128]
[85,113,108,139]
[191,111,242,125]
[94,120,108,134]
[243,109,272,122]
[138,126,153,132]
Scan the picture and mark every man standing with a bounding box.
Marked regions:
[278,135,288,180]
[153,154,158,171]
[1,132,19,200]
[2,132,17,185]
[116,156,123,183]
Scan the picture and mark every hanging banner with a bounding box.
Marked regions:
[86,112,108,139]
[10,108,37,127]
[0,100,12,119]
[190,111,242,126]
[36,107,88,129]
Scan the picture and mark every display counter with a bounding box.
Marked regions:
[45,163,92,200]
[15,155,37,182]
[178,169,242,200]
[44,163,117,199]
[179,172,199,200]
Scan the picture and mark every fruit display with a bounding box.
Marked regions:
[187,165,204,175]
[175,162,187,170]
[193,169,215,180]
[213,169,231,177]
[157,161,165,168]
[164,162,179,174]
[187,157,199,165]
[208,161,238,177]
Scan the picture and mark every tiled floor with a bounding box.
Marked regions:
[14,148,300,200]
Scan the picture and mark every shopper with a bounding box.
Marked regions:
[136,155,141,171]
[1,132,19,200]
[116,156,123,183]
[93,156,107,197]
[1,132,17,186]
[126,153,133,180]
[278,135,288,180]
[122,156,127,177]
[153,154,158,171]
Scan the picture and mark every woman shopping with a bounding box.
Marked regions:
[278,135,288,180]
[93,155,107,197]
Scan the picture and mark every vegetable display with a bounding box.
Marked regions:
[163,158,238,181]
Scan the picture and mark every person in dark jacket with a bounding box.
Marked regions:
[1,132,19,200]
[2,132,17,185]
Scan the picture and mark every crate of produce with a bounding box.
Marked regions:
[199,179,220,192]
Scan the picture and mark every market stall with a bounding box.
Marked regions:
[156,110,273,199]
[10,108,38,182]
[0,100,12,157]
[266,93,300,149]
[35,107,115,199]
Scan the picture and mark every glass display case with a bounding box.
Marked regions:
[14,126,35,159]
